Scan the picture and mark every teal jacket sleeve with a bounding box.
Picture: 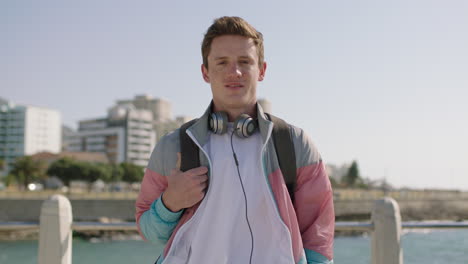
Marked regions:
[305,248,334,264]
[138,195,183,253]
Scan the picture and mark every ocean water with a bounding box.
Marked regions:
[1,229,467,263]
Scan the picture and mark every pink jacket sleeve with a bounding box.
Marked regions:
[295,160,335,260]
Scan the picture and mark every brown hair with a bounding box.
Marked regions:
[201,16,264,68]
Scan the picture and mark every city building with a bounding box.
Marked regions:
[66,105,155,167]
[115,94,192,141]
[61,125,75,152]
[116,95,172,123]
[153,115,194,141]
[0,98,61,174]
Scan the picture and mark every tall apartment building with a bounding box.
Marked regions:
[116,95,192,140]
[66,105,155,167]
[61,125,75,152]
[0,98,61,174]
[116,95,172,123]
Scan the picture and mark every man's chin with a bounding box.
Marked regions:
[224,100,255,109]
[213,94,256,109]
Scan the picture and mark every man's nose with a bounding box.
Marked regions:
[226,63,242,77]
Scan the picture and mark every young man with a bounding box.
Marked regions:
[136,16,334,264]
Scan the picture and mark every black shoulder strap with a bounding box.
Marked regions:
[179,118,200,172]
[265,113,297,203]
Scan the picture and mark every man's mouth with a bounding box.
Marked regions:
[225,83,243,89]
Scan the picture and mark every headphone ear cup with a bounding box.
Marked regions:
[234,114,258,138]
[209,112,228,134]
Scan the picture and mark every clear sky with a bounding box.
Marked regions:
[2,0,467,190]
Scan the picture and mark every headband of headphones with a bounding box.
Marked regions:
[209,111,258,138]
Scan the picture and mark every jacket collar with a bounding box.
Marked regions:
[187,101,273,146]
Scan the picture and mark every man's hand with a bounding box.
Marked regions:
[162,153,208,212]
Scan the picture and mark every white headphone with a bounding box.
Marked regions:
[209,112,258,138]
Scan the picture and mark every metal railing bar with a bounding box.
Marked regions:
[71,222,137,231]
[402,221,468,229]
[0,221,39,231]
[335,221,374,231]
[1,221,468,232]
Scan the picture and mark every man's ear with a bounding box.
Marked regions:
[201,64,210,83]
[258,62,267,81]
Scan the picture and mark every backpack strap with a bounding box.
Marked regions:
[179,119,200,172]
[265,113,297,204]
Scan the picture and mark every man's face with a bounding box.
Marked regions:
[202,35,266,113]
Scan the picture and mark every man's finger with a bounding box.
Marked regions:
[186,166,208,176]
[196,174,209,182]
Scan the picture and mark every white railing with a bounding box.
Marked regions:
[1,195,468,264]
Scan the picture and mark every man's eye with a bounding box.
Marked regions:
[240,60,249,64]
[217,61,226,65]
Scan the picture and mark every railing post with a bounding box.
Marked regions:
[371,197,403,264]
[38,194,73,264]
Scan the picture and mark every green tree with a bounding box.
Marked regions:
[120,162,144,182]
[9,156,45,189]
[47,158,78,185]
[110,164,123,182]
[86,162,113,182]
[341,160,360,187]
[47,158,114,185]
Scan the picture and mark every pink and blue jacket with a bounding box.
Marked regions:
[136,104,335,263]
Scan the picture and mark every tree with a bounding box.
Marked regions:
[47,158,78,185]
[86,162,113,182]
[341,160,360,187]
[120,162,144,182]
[47,158,114,185]
[9,156,45,189]
[110,164,123,182]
